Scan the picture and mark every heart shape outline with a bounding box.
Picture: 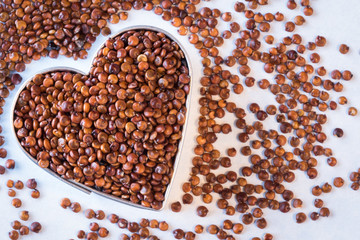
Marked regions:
[11,25,194,211]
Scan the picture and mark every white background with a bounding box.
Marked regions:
[1,0,360,239]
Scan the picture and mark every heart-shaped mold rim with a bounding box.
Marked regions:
[11,25,193,211]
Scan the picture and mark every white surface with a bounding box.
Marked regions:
[1,0,360,239]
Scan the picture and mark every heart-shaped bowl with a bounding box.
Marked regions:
[11,25,193,211]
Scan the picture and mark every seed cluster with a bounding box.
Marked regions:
[59,197,183,240]
[0,0,357,239]
[141,0,355,236]
[6,178,42,239]
[14,29,190,209]
[0,0,135,99]
[349,170,360,191]
[115,216,172,239]
[7,178,40,198]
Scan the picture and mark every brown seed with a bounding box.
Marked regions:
[8,189,16,197]
[310,53,320,63]
[19,226,29,236]
[249,103,260,113]
[98,227,109,237]
[314,199,324,208]
[9,230,19,240]
[171,201,182,212]
[331,70,342,80]
[159,221,169,231]
[0,148,7,158]
[294,15,305,25]
[285,21,295,32]
[5,159,15,169]
[60,198,71,209]
[184,231,196,240]
[26,179,37,189]
[11,220,21,230]
[351,182,360,191]
[303,5,314,15]
[149,220,159,229]
[349,172,359,182]
[329,101,338,111]
[128,36,139,46]
[287,0,297,9]
[245,77,255,87]
[139,218,149,228]
[128,222,140,233]
[342,70,353,80]
[292,199,303,208]
[12,198,22,208]
[90,222,100,231]
[230,22,241,33]
[315,36,326,47]
[19,210,30,221]
[197,206,209,217]
[30,222,42,233]
[348,107,358,116]
[173,229,185,239]
[282,190,294,201]
[222,12,232,22]
[279,202,291,213]
[310,212,320,221]
[14,19,26,31]
[118,218,128,229]
[264,233,274,240]
[85,209,96,219]
[317,66,327,76]
[319,207,330,217]
[333,177,345,188]
[108,214,119,223]
[222,220,233,230]
[0,165,5,175]
[301,0,310,5]
[207,224,219,235]
[339,44,349,54]
[242,213,253,225]
[14,180,24,190]
[275,12,284,21]
[31,190,40,199]
[182,183,191,193]
[265,35,274,44]
[321,183,332,193]
[234,2,245,12]
[327,157,337,167]
[195,224,204,234]
[70,202,81,213]
[338,96,348,105]
[232,223,243,234]
[255,218,267,229]
[222,30,232,39]
[77,230,86,239]
[95,210,105,220]
[333,128,344,138]
[312,186,322,196]
[119,234,130,240]
[217,198,228,209]
[296,212,307,223]
[87,232,99,240]
[139,228,150,238]
[7,180,14,188]
[227,148,237,157]
[216,229,227,239]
